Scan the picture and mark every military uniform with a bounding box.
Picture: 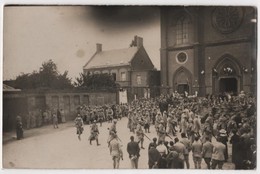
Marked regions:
[74,115,84,140]
[106,108,113,123]
[157,123,166,142]
[89,122,100,145]
[52,112,58,128]
[107,121,118,145]
[136,124,145,149]
[109,137,123,169]
[144,114,150,133]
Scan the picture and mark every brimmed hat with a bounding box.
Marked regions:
[219,129,227,134]
[219,129,227,136]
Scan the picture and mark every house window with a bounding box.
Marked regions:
[176,16,190,45]
[112,73,116,81]
[137,75,141,85]
[121,72,126,81]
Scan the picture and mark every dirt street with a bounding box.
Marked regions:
[3,117,235,169]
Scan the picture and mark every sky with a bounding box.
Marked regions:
[3,6,161,81]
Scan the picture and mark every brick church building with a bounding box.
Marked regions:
[160,6,257,96]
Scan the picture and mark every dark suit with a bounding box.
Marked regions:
[148,147,161,168]
[230,133,241,169]
[127,141,140,169]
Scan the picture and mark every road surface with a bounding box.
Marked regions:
[3,117,235,169]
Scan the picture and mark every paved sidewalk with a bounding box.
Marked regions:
[2,121,75,145]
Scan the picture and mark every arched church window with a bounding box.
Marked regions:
[176,16,190,45]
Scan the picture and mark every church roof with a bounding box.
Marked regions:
[83,47,139,69]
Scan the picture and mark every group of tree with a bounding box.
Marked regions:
[74,72,118,91]
[4,59,118,91]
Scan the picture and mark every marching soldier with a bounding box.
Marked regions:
[167,113,176,136]
[89,120,100,146]
[136,124,145,149]
[162,111,168,129]
[106,106,113,123]
[98,108,105,127]
[144,112,151,133]
[52,111,59,129]
[107,120,118,146]
[155,112,163,134]
[131,112,138,133]
[74,114,84,140]
[127,110,133,132]
[158,121,166,143]
[109,132,123,169]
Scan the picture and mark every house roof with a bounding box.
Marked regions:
[83,47,139,69]
[3,84,21,92]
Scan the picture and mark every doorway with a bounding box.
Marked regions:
[219,78,238,94]
[177,84,189,95]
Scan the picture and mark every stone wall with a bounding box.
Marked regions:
[3,90,117,132]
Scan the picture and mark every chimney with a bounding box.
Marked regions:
[96,43,102,53]
[134,35,143,48]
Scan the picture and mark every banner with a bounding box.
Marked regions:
[119,89,128,104]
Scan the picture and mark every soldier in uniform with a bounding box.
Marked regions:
[131,112,138,133]
[89,120,100,146]
[107,120,117,146]
[74,114,84,140]
[180,133,192,169]
[52,111,58,129]
[180,112,189,135]
[89,109,94,124]
[193,114,201,137]
[106,106,113,123]
[127,110,133,132]
[162,111,168,130]
[155,112,163,134]
[109,132,123,169]
[136,124,145,149]
[116,105,122,120]
[144,112,151,133]
[98,108,105,127]
[167,113,176,136]
[158,121,166,143]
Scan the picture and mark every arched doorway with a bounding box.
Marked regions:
[212,55,242,95]
[173,67,192,95]
[219,77,238,93]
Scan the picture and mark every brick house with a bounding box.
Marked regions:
[83,36,160,101]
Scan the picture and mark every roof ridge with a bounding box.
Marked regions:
[83,46,139,70]
[98,46,138,53]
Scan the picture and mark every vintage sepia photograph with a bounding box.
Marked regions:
[2,5,257,170]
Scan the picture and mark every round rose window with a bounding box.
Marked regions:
[212,7,244,34]
[176,52,188,64]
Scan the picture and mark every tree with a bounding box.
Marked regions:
[74,72,118,91]
[10,59,73,90]
[38,59,58,88]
